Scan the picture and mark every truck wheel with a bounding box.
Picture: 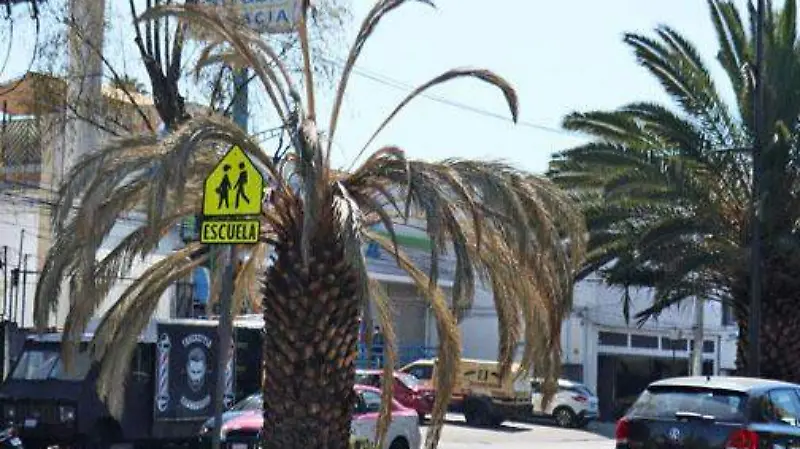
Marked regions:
[85,419,122,449]
[463,399,492,427]
[489,413,505,427]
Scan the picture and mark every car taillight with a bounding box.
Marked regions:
[725,429,758,449]
[573,395,588,402]
[615,417,630,444]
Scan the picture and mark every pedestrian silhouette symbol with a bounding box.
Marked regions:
[216,164,233,209]
[234,162,250,209]
[202,145,264,217]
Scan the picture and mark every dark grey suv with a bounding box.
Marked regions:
[616,376,800,449]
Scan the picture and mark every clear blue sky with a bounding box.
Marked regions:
[1,0,753,174]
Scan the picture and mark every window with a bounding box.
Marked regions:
[662,338,688,351]
[50,351,92,381]
[688,340,716,354]
[11,349,92,381]
[598,332,628,347]
[765,390,800,426]
[396,373,421,389]
[628,387,747,422]
[721,303,735,326]
[404,364,433,381]
[631,335,659,349]
[358,390,382,414]
[12,350,59,380]
[232,394,263,412]
[355,373,381,388]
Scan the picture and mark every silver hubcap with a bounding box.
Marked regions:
[557,410,570,426]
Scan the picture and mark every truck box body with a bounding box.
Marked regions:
[0,316,264,448]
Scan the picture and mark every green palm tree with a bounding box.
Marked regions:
[34,2,585,448]
[549,0,800,379]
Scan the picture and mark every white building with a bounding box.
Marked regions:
[0,73,183,330]
[367,222,740,420]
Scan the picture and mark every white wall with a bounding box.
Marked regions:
[50,213,183,328]
[0,194,182,329]
[0,198,42,328]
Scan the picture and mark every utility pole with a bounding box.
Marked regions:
[748,0,766,378]
[64,0,105,184]
[2,246,7,319]
[13,230,23,323]
[211,68,248,449]
[691,297,705,376]
[19,254,28,328]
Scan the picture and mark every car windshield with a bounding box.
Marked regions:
[628,386,748,422]
[11,349,92,381]
[396,372,421,389]
[231,394,262,411]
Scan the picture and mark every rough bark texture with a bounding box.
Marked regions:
[733,248,800,380]
[261,194,362,449]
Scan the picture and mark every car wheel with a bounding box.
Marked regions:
[388,437,409,449]
[553,406,576,428]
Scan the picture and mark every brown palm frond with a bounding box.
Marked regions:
[363,231,459,449]
[355,68,519,164]
[90,243,208,416]
[349,157,586,423]
[232,242,268,315]
[325,0,436,161]
[368,279,397,448]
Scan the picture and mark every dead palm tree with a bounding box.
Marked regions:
[33,2,586,448]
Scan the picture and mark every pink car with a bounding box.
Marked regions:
[198,385,421,449]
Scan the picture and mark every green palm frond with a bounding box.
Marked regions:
[547,0,800,327]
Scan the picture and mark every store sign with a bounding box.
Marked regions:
[199,0,301,34]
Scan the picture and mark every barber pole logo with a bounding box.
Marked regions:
[156,333,172,412]
[224,341,235,408]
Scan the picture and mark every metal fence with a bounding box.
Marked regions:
[1,119,40,167]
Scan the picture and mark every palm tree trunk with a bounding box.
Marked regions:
[734,249,800,381]
[261,197,362,449]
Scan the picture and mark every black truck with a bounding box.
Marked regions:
[0,316,264,449]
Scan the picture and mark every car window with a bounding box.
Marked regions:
[50,351,93,381]
[12,350,61,380]
[405,365,432,381]
[531,381,541,393]
[355,374,381,388]
[396,372,421,389]
[232,394,262,411]
[628,387,747,422]
[359,390,382,414]
[562,384,594,397]
[765,389,800,426]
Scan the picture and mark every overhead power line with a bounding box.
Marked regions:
[321,56,584,139]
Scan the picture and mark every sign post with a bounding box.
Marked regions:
[203,144,264,449]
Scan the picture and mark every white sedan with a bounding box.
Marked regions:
[197,384,421,449]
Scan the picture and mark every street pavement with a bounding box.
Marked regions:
[421,414,615,449]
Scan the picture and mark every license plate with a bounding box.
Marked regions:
[232,444,248,449]
[23,418,37,428]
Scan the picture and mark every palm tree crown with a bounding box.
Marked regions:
[35,1,586,448]
[548,0,800,374]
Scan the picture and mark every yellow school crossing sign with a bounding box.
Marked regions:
[201,145,265,244]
